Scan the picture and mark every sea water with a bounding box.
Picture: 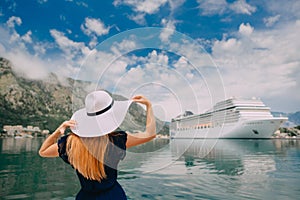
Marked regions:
[0,137,299,199]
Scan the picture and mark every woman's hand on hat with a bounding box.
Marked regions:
[58,120,76,135]
[132,95,151,107]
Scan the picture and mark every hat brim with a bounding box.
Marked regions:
[70,100,132,137]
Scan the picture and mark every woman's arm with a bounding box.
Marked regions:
[39,120,75,157]
[126,95,157,148]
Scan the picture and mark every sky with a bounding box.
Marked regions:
[0,0,299,121]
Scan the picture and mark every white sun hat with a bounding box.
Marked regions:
[70,90,132,137]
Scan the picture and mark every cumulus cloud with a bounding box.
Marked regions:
[0,17,54,80]
[80,17,110,48]
[197,0,227,16]
[168,0,185,14]
[71,30,217,120]
[6,16,22,28]
[114,0,183,25]
[6,16,24,44]
[127,13,146,25]
[0,17,82,82]
[0,28,50,80]
[81,17,110,36]
[110,38,137,56]
[238,23,254,36]
[4,49,50,79]
[50,29,91,61]
[229,0,256,15]
[108,50,208,120]
[264,0,300,19]
[114,0,168,14]
[263,15,281,27]
[160,18,176,42]
[21,30,33,43]
[197,0,256,16]
[87,34,220,120]
[211,21,300,112]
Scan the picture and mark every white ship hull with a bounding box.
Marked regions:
[170,98,288,139]
[170,118,287,139]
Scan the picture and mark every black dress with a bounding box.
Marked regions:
[57,131,128,200]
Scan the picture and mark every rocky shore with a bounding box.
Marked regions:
[272,126,300,139]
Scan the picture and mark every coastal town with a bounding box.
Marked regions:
[1,124,299,139]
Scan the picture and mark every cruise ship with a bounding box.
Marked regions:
[170,98,288,139]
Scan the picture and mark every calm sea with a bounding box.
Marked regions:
[0,137,300,200]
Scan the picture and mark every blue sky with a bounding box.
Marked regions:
[0,0,299,120]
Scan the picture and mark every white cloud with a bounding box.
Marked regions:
[160,18,176,42]
[50,29,91,61]
[4,49,49,80]
[197,0,227,15]
[32,42,50,56]
[0,23,67,81]
[5,16,33,46]
[88,36,98,49]
[127,13,146,25]
[229,0,256,15]
[6,16,22,28]
[114,0,171,24]
[264,0,300,19]
[21,30,33,43]
[263,15,281,27]
[197,0,256,16]
[9,31,21,44]
[0,21,90,82]
[238,23,254,36]
[80,17,110,48]
[93,43,219,120]
[110,38,137,56]
[168,0,185,14]
[81,17,110,37]
[211,21,300,112]
[114,0,168,14]
[0,26,50,80]
[114,0,185,27]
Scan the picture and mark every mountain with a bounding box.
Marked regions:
[272,111,300,126]
[0,57,168,135]
[288,112,300,125]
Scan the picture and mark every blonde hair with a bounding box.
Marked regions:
[66,133,110,181]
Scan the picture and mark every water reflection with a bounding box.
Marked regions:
[121,139,300,200]
[121,138,300,177]
[0,138,79,199]
[0,137,41,153]
[170,139,280,176]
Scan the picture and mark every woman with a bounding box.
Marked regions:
[39,90,156,199]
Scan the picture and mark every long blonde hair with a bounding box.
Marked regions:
[66,133,110,181]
